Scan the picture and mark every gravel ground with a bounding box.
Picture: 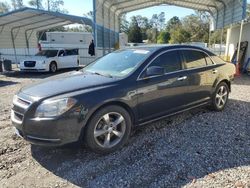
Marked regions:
[0,70,249,188]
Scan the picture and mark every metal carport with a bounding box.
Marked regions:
[0,7,92,63]
[93,0,247,63]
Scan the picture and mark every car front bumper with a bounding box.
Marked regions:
[11,109,86,146]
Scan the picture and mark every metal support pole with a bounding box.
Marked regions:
[92,0,97,48]
[236,20,244,75]
[226,25,232,61]
[102,0,108,55]
[108,9,111,52]
[25,31,30,55]
[208,29,211,48]
[0,26,4,34]
[11,29,18,65]
[220,28,223,55]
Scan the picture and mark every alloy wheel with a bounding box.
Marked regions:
[94,112,126,148]
[215,85,228,109]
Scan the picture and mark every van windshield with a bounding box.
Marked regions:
[35,50,58,58]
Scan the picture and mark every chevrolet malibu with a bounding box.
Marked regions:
[11,45,235,153]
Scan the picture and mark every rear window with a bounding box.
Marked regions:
[207,51,225,64]
[66,49,78,55]
[182,50,207,69]
[35,50,58,58]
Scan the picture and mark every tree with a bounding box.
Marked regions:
[0,2,10,14]
[120,14,130,34]
[148,12,166,42]
[166,16,181,32]
[157,31,170,44]
[11,0,23,10]
[28,0,44,9]
[47,0,68,13]
[150,12,165,31]
[182,14,209,43]
[169,27,191,44]
[134,15,151,40]
[146,28,158,43]
[128,16,142,43]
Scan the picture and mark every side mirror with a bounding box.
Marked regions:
[145,66,165,77]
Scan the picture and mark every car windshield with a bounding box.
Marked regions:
[35,50,58,58]
[83,49,152,77]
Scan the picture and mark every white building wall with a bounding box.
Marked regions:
[226,22,250,63]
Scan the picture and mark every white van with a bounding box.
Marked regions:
[19,49,79,73]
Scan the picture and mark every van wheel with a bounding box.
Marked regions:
[211,82,229,111]
[84,105,132,154]
[50,62,57,73]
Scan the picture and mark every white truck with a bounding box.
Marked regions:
[19,49,79,73]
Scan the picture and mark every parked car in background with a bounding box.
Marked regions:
[19,49,79,73]
[12,45,235,154]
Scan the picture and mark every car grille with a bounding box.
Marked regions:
[11,96,31,124]
[24,61,36,67]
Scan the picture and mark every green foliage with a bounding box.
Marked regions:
[169,28,191,44]
[210,30,226,44]
[128,16,142,43]
[166,16,181,32]
[182,14,209,43]
[0,2,10,14]
[146,28,158,43]
[157,31,170,44]
[120,14,130,34]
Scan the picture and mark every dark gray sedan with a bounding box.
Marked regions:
[11,45,235,153]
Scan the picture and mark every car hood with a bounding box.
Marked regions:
[22,56,48,61]
[20,71,117,98]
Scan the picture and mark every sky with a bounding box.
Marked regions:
[5,0,250,22]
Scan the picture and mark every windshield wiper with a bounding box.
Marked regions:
[91,71,113,78]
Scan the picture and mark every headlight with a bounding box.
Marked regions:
[35,98,77,118]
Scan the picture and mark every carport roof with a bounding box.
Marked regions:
[100,0,247,29]
[0,7,93,32]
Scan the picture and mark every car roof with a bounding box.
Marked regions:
[124,44,211,54]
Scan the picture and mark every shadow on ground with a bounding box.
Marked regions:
[0,80,19,87]
[31,98,250,187]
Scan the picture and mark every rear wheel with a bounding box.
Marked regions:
[84,105,132,154]
[211,82,229,111]
[49,62,57,73]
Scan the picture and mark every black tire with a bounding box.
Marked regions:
[211,82,229,111]
[49,62,57,73]
[84,105,132,154]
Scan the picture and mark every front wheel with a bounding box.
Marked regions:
[211,82,229,111]
[84,105,132,154]
[49,62,57,73]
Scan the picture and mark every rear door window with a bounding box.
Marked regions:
[65,49,78,56]
[149,50,182,74]
[182,50,207,69]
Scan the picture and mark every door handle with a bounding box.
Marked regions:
[177,76,187,81]
[212,69,218,74]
